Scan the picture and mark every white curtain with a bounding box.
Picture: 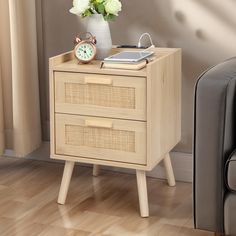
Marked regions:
[0,0,41,156]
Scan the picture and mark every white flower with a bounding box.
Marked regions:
[104,0,122,16]
[69,0,90,15]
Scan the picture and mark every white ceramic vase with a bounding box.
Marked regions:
[86,14,112,60]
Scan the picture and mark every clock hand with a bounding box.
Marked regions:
[85,52,90,57]
[83,50,88,58]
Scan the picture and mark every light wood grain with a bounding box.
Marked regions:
[49,50,77,158]
[50,47,181,217]
[51,153,149,170]
[136,170,149,217]
[163,153,176,187]
[50,47,181,171]
[0,157,214,236]
[54,72,146,121]
[51,48,180,77]
[55,114,147,165]
[49,57,56,159]
[146,49,182,169]
[84,76,113,85]
[85,119,113,129]
[58,161,75,204]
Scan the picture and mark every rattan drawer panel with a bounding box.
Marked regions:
[55,72,146,120]
[55,114,146,165]
[65,125,135,152]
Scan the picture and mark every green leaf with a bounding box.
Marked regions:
[97,3,105,15]
[82,9,93,18]
[104,14,116,21]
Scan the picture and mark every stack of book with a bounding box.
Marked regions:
[101,60,148,70]
[100,51,155,70]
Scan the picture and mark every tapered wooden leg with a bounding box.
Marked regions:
[163,153,176,187]
[136,170,149,217]
[58,161,75,205]
[93,165,100,177]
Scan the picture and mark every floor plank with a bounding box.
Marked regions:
[0,156,214,236]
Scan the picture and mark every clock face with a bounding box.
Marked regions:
[75,43,96,63]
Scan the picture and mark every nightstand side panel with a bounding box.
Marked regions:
[147,49,182,169]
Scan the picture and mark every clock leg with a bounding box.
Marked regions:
[136,170,149,217]
[163,153,176,187]
[93,165,100,177]
[58,161,75,205]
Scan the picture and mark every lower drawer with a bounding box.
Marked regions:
[55,114,146,165]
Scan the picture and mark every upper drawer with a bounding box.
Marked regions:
[54,72,146,120]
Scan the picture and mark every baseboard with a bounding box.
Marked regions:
[4,149,15,157]
[151,152,192,182]
[101,152,193,183]
[4,142,193,183]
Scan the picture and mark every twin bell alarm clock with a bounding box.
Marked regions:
[74,32,97,64]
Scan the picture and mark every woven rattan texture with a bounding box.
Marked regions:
[65,83,135,109]
[65,124,135,152]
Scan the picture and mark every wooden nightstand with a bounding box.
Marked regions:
[49,47,181,217]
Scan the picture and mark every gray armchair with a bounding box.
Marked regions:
[194,58,236,236]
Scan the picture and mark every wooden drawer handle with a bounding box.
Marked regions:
[84,77,113,85]
[85,120,113,129]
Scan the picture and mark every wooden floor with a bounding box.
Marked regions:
[0,156,214,236]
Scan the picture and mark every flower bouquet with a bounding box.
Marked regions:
[70,0,122,21]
